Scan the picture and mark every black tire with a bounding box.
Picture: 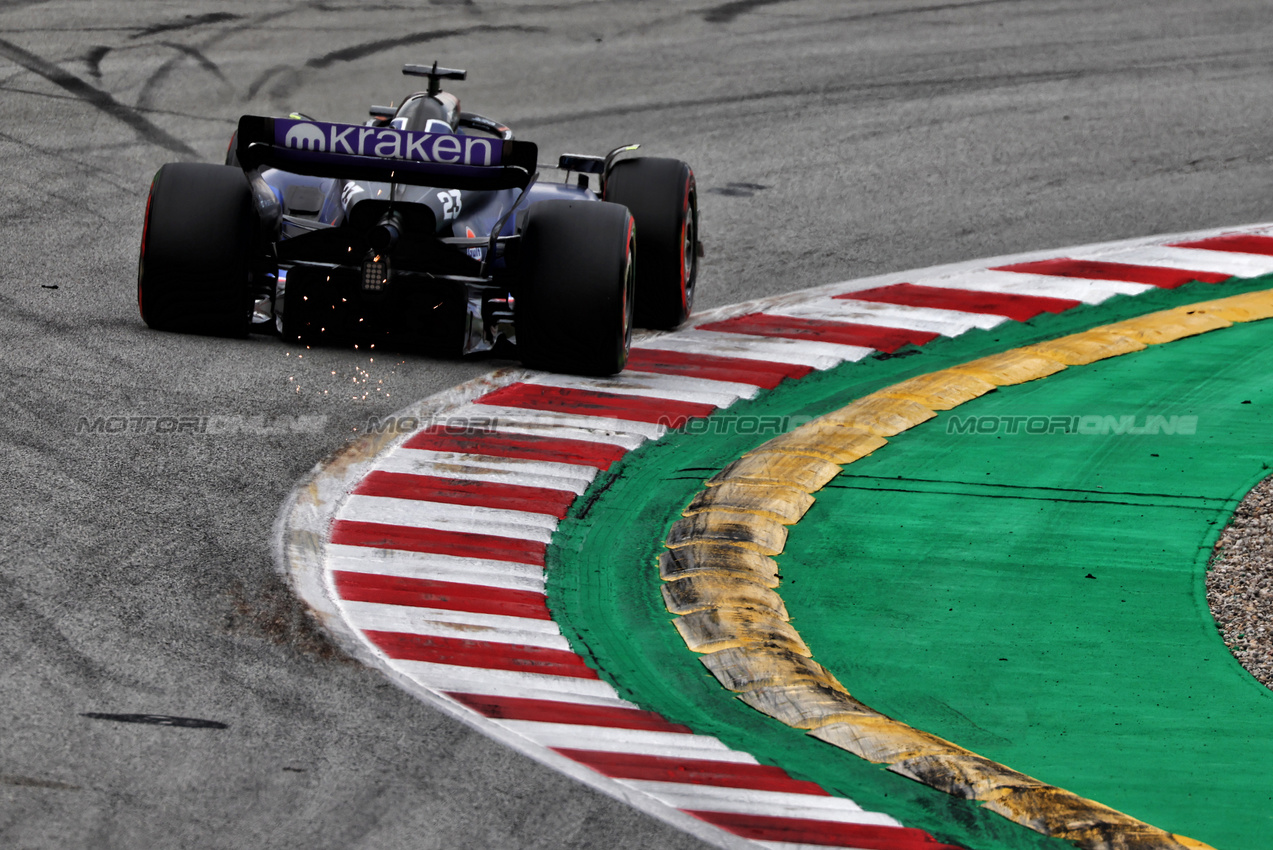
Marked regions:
[137,163,255,336]
[515,200,635,376]
[604,156,698,330]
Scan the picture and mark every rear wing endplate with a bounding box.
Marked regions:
[235,115,537,191]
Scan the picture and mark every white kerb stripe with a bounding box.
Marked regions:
[326,543,547,592]
[380,447,599,489]
[660,328,873,367]
[371,461,589,496]
[339,599,565,645]
[341,492,560,531]
[497,720,756,762]
[1069,244,1273,277]
[416,417,645,449]
[519,372,758,408]
[338,495,557,543]
[441,687,641,712]
[617,780,899,826]
[463,404,669,441]
[773,297,1003,334]
[619,780,864,811]
[754,841,899,850]
[911,268,1152,303]
[390,659,623,702]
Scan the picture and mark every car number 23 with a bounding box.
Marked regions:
[437,189,462,220]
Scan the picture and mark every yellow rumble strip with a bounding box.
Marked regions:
[658,289,1273,850]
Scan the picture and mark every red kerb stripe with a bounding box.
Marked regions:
[686,810,964,849]
[364,630,598,679]
[403,425,627,470]
[553,748,829,796]
[839,282,1079,322]
[331,519,546,565]
[476,383,715,428]
[991,258,1230,288]
[626,347,812,389]
[333,570,550,620]
[1169,234,1273,256]
[696,313,939,353]
[447,693,693,733]
[353,471,576,517]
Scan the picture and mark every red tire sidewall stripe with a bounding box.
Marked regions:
[137,170,159,321]
[679,173,693,313]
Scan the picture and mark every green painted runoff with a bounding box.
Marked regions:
[782,319,1273,850]
[547,274,1273,850]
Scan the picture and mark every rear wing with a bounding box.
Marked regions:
[234,115,537,191]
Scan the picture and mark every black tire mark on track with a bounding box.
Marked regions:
[245,63,293,100]
[0,0,58,11]
[0,161,117,224]
[1,775,81,791]
[132,41,231,108]
[309,24,542,67]
[512,66,1085,128]
[521,38,1270,130]
[245,24,545,101]
[0,82,239,124]
[0,129,135,192]
[160,42,229,83]
[81,713,229,729]
[134,5,305,112]
[0,569,137,694]
[83,44,109,79]
[822,0,1026,26]
[707,0,1022,27]
[129,11,242,40]
[707,182,768,197]
[703,0,794,25]
[0,37,199,159]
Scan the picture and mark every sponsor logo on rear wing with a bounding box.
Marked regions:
[278,118,502,165]
[235,116,537,190]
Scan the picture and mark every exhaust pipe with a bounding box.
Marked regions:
[368,209,404,255]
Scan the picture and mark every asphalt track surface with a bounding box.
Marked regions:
[4,2,1273,848]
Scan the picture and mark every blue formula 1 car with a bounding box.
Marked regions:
[137,62,700,375]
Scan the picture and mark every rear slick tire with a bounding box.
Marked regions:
[604,156,697,330]
[137,162,255,336]
[516,199,635,376]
